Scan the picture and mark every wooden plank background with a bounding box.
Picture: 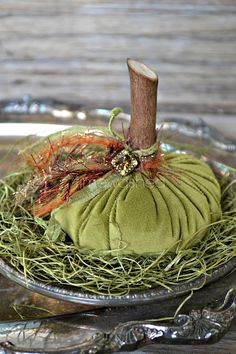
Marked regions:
[0,1,236,353]
[0,1,235,120]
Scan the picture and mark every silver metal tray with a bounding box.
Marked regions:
[0,100,236,306]
[0,98,236,352]
[0,255,236,307]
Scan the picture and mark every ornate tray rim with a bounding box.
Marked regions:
[0,256,236,306]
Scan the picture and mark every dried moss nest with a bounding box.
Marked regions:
[0,171,236,296]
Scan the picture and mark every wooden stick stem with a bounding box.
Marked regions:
[127,59,158,150]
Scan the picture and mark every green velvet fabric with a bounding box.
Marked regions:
[52,152,221,255]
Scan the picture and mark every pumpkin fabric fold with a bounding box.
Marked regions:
[52,152,222,255]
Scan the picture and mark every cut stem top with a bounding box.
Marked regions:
[127,59,158,150]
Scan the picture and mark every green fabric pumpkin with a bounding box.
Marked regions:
[52,152,221,255]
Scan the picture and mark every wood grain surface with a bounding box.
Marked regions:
[0,1,236,353]
[0,1,235,116]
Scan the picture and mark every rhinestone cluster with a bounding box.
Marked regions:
[111,149,139,176]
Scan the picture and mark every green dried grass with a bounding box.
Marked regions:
[0,171,236,296]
